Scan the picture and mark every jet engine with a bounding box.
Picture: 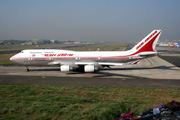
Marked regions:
[60,65,73,72]
[84,65,98,72]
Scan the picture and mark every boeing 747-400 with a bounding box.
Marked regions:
[10,30,162,72]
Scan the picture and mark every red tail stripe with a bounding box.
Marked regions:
[115,31,161,57]
[133,31,161,55]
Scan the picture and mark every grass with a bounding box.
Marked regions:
[0,85,180,120]
[0,44,76,51]
[0,53,16,65]
[0,43,126,51]
[66,43,126,51]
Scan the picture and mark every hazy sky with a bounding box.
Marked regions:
[0,0,180,42]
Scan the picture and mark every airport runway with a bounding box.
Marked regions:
[156,47,180,67]
[156,46,180,52]
[0,49,180,88]
[0,75,180,89]
[0,56,179,79]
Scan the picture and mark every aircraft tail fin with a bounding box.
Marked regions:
[130,30,162,55]
[168,43,171,46]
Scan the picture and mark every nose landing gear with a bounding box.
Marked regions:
[25,66,29,72]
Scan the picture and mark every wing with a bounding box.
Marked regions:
[48,60,140,66]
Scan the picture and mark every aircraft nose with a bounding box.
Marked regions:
[10,56,14,61]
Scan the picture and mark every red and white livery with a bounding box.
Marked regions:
[10,30,162,72]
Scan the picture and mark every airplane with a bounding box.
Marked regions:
[168,43,177,47]
[10,30,162,72]
[177,43,180,47]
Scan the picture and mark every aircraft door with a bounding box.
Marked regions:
[41,49,45,55]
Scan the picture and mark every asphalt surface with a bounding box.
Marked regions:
[0,75,180,89]
[1,56,179,79]
[0,50,21,54]
[159,55,180,67]
[0,46,180,89]
[156,47,180,68]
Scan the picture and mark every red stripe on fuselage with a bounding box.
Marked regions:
[11,31,161,62]
[11,56,141,62]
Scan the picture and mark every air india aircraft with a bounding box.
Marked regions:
[10,30,162,72]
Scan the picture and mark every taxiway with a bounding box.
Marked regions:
[0,56,179,79]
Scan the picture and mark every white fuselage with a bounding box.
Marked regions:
[10,49,142,66]
[10,30,162,72]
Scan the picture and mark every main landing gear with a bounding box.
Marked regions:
[25,66,30,72]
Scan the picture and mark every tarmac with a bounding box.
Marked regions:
[0,75,180,89]
[0,47,180,88]
[0,56,179,79]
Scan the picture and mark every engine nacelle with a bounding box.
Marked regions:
[84,65,98,72]
[60,65,72,72]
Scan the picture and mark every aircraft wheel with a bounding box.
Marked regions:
[25,69,29,72]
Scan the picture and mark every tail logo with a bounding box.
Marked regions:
[136,30,157,50]
[136,42,144,50]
